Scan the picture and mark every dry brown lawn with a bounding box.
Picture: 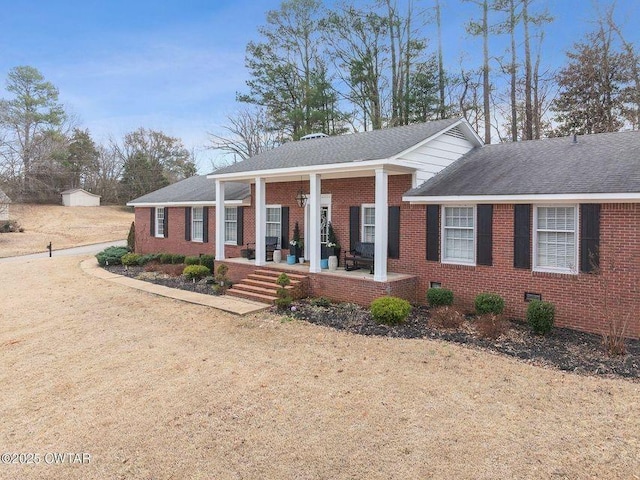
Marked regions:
[0,256,639,480]
[0,204,133,257]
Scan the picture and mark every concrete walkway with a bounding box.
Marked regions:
[80,258,270,316]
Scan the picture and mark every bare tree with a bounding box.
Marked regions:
[208,107,283,163]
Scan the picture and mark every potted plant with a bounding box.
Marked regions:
[290,221,302,259]
[321,221,341,265]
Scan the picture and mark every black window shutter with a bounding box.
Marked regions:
[388,206,400,259]
[150,208,155,236]
[349,206,360,251]
[580,204,600,273]
[281,206,289,249]
[476,204,493,266]
[184,207,191,241]
[163,208,169,238]
[203,207,209,243]
[426,205,440,261]
[236,206,244,246]
[514,204,531,269]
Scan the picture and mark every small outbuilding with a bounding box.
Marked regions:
[0,188,10,220]
[61,188,101,207]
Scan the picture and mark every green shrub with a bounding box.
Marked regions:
[310,296,331,307]
[275,287,293,310]
[159,253,173,264]
[185,256,200,266]
[127,221,135,251]
[276,273,291,287]
[200,254,214,271]
[171,254,186,264]
[96,246,129,267]
[426,288,454,307]
[137,253,160,266]
[183,265,211,281]
[370,296,412,325]
[527,300,555,335]
[121,252,141,266]
[475,293,505,315]
[211,264,231,294]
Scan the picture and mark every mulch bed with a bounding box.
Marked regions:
[103,264,639,381]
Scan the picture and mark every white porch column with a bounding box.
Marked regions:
[215,180,225,261]
[374,168,388,282]
[254,177,266,266]
[308,173,322,273]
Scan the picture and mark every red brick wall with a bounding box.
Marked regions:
[395,203,640,338]
[133,207,242,258]
[133,181,640,338]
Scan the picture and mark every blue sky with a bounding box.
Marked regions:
[1,1,638,172]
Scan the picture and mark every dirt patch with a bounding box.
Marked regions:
[0,204,133,257]
[2,256,638,479]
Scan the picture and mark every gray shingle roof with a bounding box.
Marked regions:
[406,130,640,197]
[127,175,250,205]
[213,118,461,175]
[0,188,10,203]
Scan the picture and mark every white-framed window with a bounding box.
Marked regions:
[191,207,204,242]
[362,205,375,243]
[225,206,237,245]
[266,205,281,247]
[442,205,475,265]
[534,205,578,274]
[155,207,165,238]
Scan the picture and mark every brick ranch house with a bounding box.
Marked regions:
[128,118,640,338]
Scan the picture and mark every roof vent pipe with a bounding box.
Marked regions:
[573,133,577,144]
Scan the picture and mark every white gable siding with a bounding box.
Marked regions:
[0,203,8,221]
[398,127,476,186]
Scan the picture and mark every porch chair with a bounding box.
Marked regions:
[344,241,375,274]
[245,236,280,262]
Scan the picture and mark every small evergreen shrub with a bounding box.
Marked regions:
[427,288,454,307]
[171,254,186,264]
[212,264,231,294]
[127,221,135,251]
[370,296,412,325]
[276,273,291,287]
[429,306,465,329]
[475,313,510,339]
[121,252,141,266]
[159,253,173,264]
[475,293,505,315]
[185,256,200,266]
[137,253,160,266]
[0,219,22,233]
[200,254,215,271]
[527,300,555,335]
[310,296,331,307]
[183,265,211,281]
[96,246,129,266]
[275,287,293,310]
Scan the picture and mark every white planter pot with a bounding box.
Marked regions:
[328,255,338,271]
[273,249,282,263]
[299,257,305,264]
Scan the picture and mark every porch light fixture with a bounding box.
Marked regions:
[295,178,307,208]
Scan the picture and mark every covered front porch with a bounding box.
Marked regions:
[219,257,419,306]
[212,163,415,284]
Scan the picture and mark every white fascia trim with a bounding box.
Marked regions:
[402,193,640,205]
[207,159,414,182]
[126,199,249,208]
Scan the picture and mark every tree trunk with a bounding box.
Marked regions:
[523,0,534,140]
[482,0,491,144]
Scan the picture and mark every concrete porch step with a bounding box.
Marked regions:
[226,288,278,304]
